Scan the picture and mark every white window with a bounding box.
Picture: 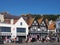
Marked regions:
[44,28,46,31]
[41,27,46,31]
[36,23,38,25]
[38,28,41,31]
[33,27,35,29]
[34,21,36,23]
[32,27,36,29]
[31,28,33,31]
[35,27,36,29]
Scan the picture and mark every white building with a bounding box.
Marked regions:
[0,15,28,40]
[56,17,60,33]
[56,17,60,37]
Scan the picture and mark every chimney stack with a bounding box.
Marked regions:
[11,19,14,24]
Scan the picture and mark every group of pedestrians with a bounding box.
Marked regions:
[25,34,60,43]
[0,34,60,44]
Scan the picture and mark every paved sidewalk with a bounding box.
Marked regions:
[0,42,60,45]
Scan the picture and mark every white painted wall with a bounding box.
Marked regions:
[48,29,56,33]
[11,25,17,39]
[0,23,11,27]
[56,21,60,29]
[15,17,28,39]
[0,17,28,39]
[15,17,28,27]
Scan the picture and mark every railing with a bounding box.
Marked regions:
[0,32,11,36]
[29,30,48,33]
[17,33,26,36]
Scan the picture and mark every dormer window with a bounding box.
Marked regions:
[20,22,22,25]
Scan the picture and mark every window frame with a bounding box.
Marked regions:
[17,28,26,32]
[0,27,11,32]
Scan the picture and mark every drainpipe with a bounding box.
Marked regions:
[26,35,27,39]
[10,19,14,39]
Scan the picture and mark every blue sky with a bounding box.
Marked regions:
[0,0,60,15]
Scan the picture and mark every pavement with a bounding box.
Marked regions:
[0,42,60,45]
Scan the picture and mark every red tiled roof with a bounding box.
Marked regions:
[4,19,19,24]
[4,19,10,24]
[27,17,35,27]
[38,17,43,24]
[0,12,20,19]
[13,19,18,24]
[38,17,48,24]
[0,12,56,30]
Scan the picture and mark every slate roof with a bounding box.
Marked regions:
[0,12,20,19]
